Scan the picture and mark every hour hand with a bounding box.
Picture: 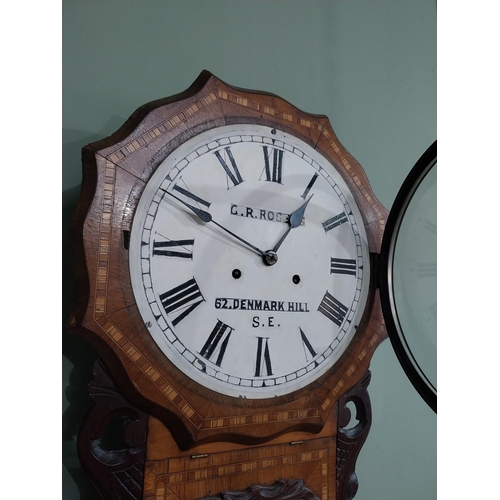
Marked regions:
[272,194,314,253]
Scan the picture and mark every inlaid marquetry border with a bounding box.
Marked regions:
[322,127,386,224]
[201,408,320,430]
[216,89,325,132]
[96,315,203,427]
[158,450,326,485]
[93,159,116,318]
[91,155,203,427]
[106,91,218,164]
[320,325,385,414]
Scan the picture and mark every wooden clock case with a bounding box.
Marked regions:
[69,71,388,500]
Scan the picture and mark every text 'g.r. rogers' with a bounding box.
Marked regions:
[215,298,310,312]
[230,204,304,225]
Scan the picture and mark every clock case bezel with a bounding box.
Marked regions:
[69,70,389,449]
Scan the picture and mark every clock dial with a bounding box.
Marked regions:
[129,124,370,398]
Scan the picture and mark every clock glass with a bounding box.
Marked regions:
[380,141,437,411]
[129,124,370,398]
[392,159,437,391]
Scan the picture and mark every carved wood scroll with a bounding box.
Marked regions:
[198,479,319,500]
[336,370,372,500]
[77,359,148,500]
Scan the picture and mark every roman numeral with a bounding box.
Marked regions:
[330,257,357,276]
[214,147,244,187]
[255,337,273,377]
[171,183,211,209]
[301,173,318,199]
[159,278,204,326]
[318,291,349,326]
[299,327,317,361]
[152,238,194,259]
[199,320,233,367]
[262,146,283,183]
[322,212,348,232]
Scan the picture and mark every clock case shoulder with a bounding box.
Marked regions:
[69,70,388,450]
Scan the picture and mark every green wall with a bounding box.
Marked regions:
[62,1,436,498]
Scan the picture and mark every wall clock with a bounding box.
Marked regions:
[69,71,434,500]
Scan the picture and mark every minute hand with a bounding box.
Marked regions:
[272,194,314,253]
[166,191,267,257]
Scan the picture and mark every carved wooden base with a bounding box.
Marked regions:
[198,479,319,500]
[77,359,149,499]
[78,360,372,500]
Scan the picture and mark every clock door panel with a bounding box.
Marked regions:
[144,418,336,500]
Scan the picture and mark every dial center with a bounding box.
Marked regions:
[262,250,278,266]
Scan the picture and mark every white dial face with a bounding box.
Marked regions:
[129,124,370,398]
